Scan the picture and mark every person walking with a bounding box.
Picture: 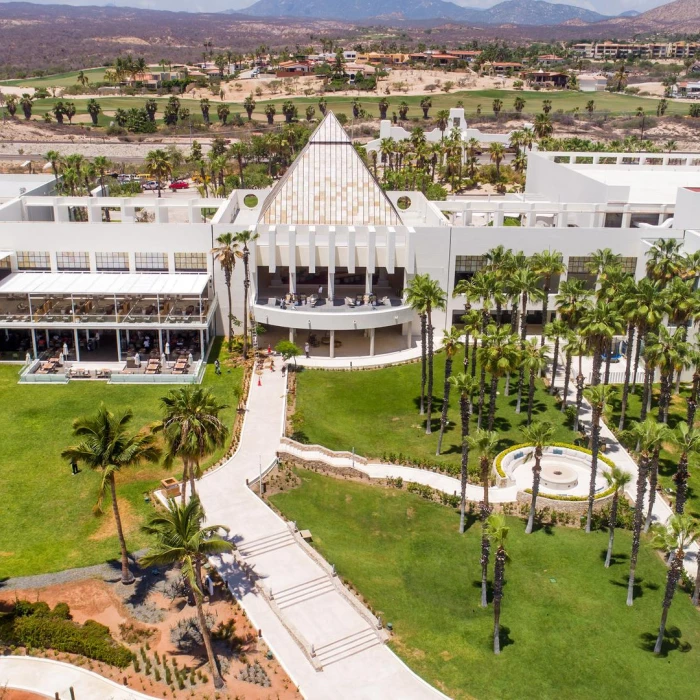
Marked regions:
[214,359,221,375]
[304,342,310,358]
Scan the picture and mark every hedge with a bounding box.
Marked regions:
[494,442,616,479]
[1,601,133,668]
[523,485,617,502]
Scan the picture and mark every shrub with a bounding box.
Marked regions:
[523,485,616,501]
[3,601,133,668]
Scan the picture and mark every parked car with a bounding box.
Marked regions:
[169,180,190,190]
[142,181,159,191]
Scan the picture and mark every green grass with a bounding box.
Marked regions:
[270,469,700,700]
[293,354,575,473]
[610,385,700,520]
[0,339,243,579]
[1,68,107,88]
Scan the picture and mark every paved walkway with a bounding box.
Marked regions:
[0,656,154,699]
[196,369,447,699]
[280,441,518,503]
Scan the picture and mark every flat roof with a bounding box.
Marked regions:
[562,165,700,204]
[0,273,209,296]
[0,174,54,200]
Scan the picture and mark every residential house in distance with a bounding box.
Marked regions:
[537,54,566,66]
[483,61,524,75]
[523,70,568,88]
[578,73,608,92]
[447,50,482,62]
[275,61,314,77]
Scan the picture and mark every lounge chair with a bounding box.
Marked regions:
[345,297,356,307]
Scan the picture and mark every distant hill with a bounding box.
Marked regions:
[238,0,611,25]
[617,9,641,15]
[600,0,700,32]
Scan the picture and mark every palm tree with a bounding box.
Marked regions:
[405,274,430,416]
[435,109,450,138]
[645,326,690,424]
[466,428,499,608]
[45,149,61,185]
[522,339,549,425]
[579,302,624,387]
[563,335,586,420]
[61,405,161,584]
[19,93,33,120]
[603,467,632,567]
[450,372,476,534]
[423,277,447,434]
[486,513,509,654]
[582,384,615,532]
[153,387,229,504]
[623,418,669,606]
[144,149,172,198]
[555,278,591,329]
[533,114,553,139]
[141,497,233,687]
[462,309,482,378]
[436,327,464,455]
[544,320,569,395]
[492,98,503,118]
[646,238,683,287]
[211,233,240,351]
[489,142,506,179]
[531,250,565,342]
[480,325,519,430]
[92,155,111,197]
[669,421,700,515]
[649,515,699,654]
[233,230,260,358]
[521,421,555,534]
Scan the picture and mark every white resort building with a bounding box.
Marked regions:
[1,112,700,379]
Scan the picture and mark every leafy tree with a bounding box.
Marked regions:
[378,98,389,120]
[243,94,256,121]
[282,100,297,123]
[163,95,181,126]
[65,102,76,125]
[200,98,211,124]
[19,93,33,120]
[420,96,432,119]
[305,105,315,122]
[144,149,172,198]
[275,340,301,368]
[492,98,503,118]
[86,99,102,126]
[217,103,230,125]
[144,99,158,122]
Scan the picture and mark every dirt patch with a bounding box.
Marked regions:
[2,691,47,700]
[0,570,301,699]
[88,498,138,541]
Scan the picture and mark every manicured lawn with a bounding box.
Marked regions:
[270,469,700,700]
[1,68,107,88]
[293,354,575,473]
[610,385,700,520]
[0,339,243,579]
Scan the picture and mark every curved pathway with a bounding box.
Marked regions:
[196,369,448,699]
[0,656,155,699]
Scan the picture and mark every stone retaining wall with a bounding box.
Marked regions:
[515,490,613,515]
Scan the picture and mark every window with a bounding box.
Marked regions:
[56,252,90,271]
[0,256,10,270]
[16,251,50,270]
[95,252,129,271]
[135,252,168,271]
[620,257,637,274]
[174,253,207,272]
[454,255,485,284]
[567,256,593,274]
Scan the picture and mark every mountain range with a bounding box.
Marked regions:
[239,0,613,23]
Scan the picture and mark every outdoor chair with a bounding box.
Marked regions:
[345,297,356,307]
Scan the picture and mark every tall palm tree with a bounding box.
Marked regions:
[92,155,111,198]
[522,340,549,425]
[583,384,615,532]
[511,267,544,414]
[543,320,569,394]
[436,327,464,455]
[449,372,476,533]
[141,497,233,687]
[603,467,632,568]
[489,142,506,179]
[555,278,591,329]
[232,230,260,358]
[649,514,699,654]
[45,149,61,186]
[61,405,161,584]
[405,274,430,415]
[480,324,519,431]
[211,233,240,351]
[623,418,668,606]
[144,149,172,198]
[466,428,499,608]
[486,513,509,655]
[579,302,624,387]
[645,326,690,424]
[567,336,589,432]
[153,387,229,504]
[669,421,700,515]
[646,238,683,287]
[521,421,555,534]
[531,250,565,343]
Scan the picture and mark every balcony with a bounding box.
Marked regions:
[253,290,414,331]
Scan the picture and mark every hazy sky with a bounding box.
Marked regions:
[0,0,674,18]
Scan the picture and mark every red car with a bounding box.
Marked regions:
[169,180,190,190]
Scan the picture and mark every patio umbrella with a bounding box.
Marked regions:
[63,342,69,357]
[165,342,171,356]
[188,352,194,365]
[134,352,141,367]
[25,352,31,365]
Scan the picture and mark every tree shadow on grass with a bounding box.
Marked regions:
[496,625,515,651]
[598,548,629,566]
[609,574,659,600]
[492,416,512,432]
[639,627,692,657]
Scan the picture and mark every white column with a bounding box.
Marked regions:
[289,327,294,342]
[31,329,38,358]
[200,329,205,356]
[365,271,372,294]
[158,330,163,353]
[74,329,80,361]
[407,327,412,348]
[370,328,375,356]
[116,329,122,362]
[330,330,335,359]
[328,272,334,302]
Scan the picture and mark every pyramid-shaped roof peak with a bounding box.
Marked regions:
[258,111,402,227]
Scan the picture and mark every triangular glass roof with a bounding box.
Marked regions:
[258,112,402,226]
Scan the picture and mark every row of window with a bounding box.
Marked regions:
[455,255,638,275]
[14,252,207,273]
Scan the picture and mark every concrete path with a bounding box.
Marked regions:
[196,369,447,699]
[280,441,519,504]
[0,656,154,699]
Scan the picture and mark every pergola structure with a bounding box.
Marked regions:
[0,272,216,360]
